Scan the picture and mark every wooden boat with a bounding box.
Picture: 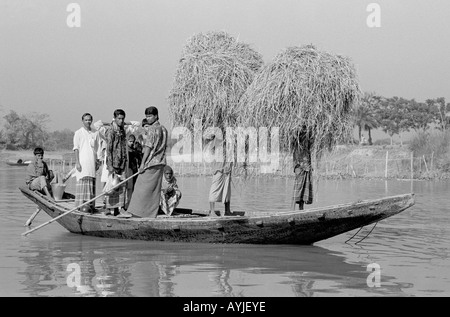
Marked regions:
[19,186,415,245]
[6,159,31,166]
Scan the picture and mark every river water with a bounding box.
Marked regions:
[0,163,449,297]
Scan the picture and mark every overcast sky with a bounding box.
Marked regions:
[1,0,449,141]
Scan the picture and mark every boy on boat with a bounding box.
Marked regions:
[124,133,141,210]
[160,165,182,216]
[25,147,54,199]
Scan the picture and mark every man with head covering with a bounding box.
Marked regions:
[292,148,313,210]
[160,165,182,216]
[209,161,233,217]
[122,106,168,218]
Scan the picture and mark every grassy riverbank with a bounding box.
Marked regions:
[319,144,450,180]
[2,141,449,180]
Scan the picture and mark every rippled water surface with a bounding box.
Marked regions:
[1,163,449,297]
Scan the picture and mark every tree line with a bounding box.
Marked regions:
[353,94,450,145]
[1,94,450,150]
[0,110,73,150]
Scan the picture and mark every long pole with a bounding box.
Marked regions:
[22,165,160,237]
[24,208,41,227]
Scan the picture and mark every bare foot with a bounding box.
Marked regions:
[209,210,220,217]
[117,212,133,218]
[101,209,111,216]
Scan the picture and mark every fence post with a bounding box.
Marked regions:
[431,152,434,171]
[423,155,429,173]
[410,152,414,193]
[350,156,356,177]
[385,151,389,178]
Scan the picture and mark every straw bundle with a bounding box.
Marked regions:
[168,31,264,131]
[237,44,361,164]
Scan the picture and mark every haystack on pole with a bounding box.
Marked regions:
[167,31,264,163]
[237,44,361,173]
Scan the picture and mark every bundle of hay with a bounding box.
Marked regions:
[168,31,264,132]
[237,44,361,165]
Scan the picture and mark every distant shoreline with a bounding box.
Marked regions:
[2,147,449,180]
[0,149,68,161]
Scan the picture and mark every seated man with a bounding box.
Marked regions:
[160,165,182,216]
[25,147,54,199]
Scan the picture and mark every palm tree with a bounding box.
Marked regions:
[354,92,380,145]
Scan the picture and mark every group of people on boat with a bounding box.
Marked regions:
[24,105,237,218]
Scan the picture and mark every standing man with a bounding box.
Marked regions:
[209,161,233,217]
[104,109,128,216]
[292,148,313,211]
[124,106,167,218]
[73,113,101,211]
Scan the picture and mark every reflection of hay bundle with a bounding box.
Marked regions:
[238,45,361,163]
[168,31,264,131]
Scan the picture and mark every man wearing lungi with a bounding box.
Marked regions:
[124,106,167,218]
[209,161,233,217]
[104,109,128,216]
[73,113,101,211]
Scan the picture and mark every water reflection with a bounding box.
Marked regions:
[17,236,406,297]
[4,167,450,296]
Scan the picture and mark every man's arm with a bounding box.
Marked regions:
[139,146,151,173]
[74,149,81,172]
[73,130,82,172]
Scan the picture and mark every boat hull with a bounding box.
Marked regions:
[6,162,30,166]
[19,186,415,245]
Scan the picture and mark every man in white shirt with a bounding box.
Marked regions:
[73,113,101,211]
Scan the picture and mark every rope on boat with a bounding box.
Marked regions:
[354,222,378,244]
[345,227,364,243]
[345,222,378,244]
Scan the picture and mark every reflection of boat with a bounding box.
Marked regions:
[6,159,31,166]
[19,186,415,245]
[18,238,407,297]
